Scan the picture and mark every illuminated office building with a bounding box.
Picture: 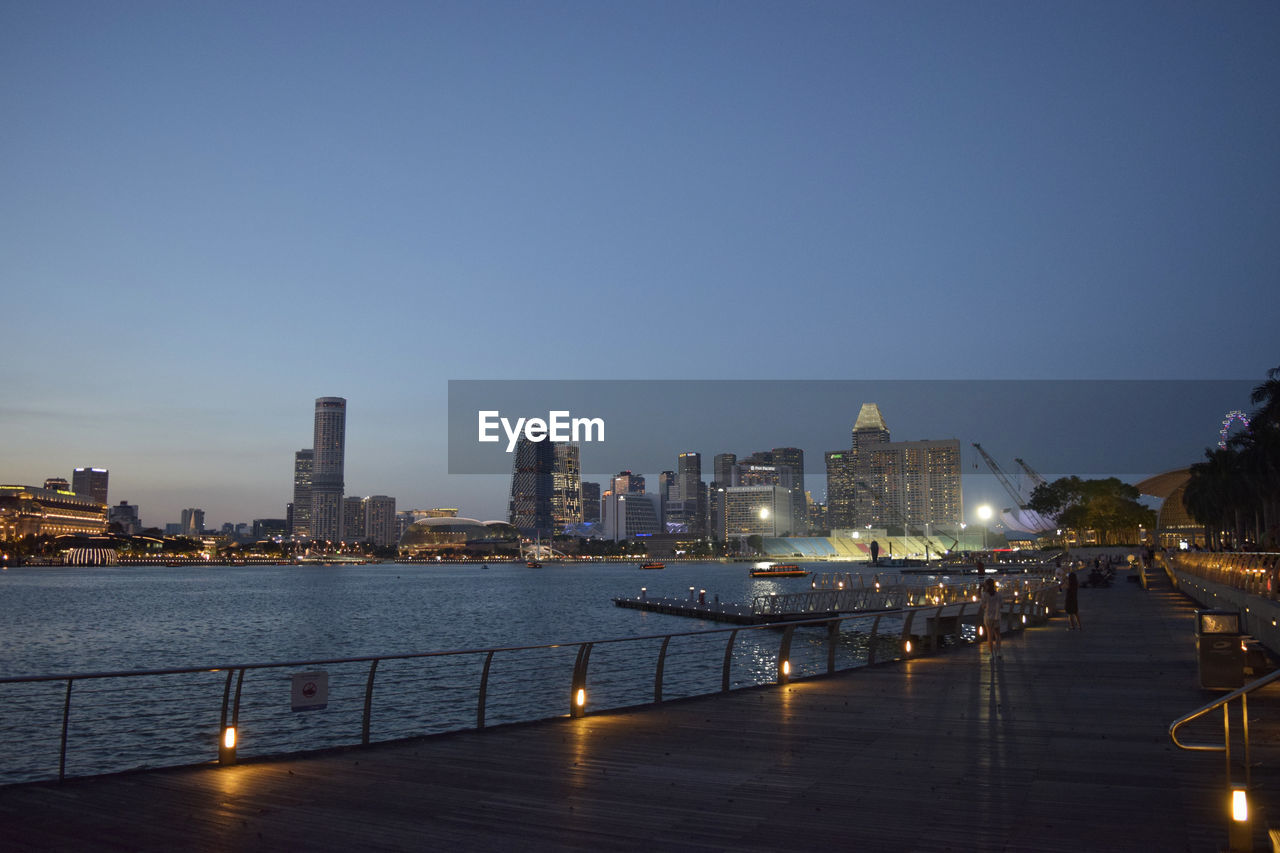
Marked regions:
[364,495,398,548]
[0,485,108,540]
[72,467,109,505]
[310,397,347,542]
[720,485,792,539]
[291,449,314,538]
[825,403,961,531]
[552,443,583,529]
[509,438,581,536]
[669,451,705,535]
[601,490,662,541]
[343,496,366,541]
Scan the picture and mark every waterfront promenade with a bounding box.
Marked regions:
[2,570,1277,852]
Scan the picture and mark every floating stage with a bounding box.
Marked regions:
[611,594,811,624]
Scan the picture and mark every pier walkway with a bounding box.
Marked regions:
[3,571,1279,851]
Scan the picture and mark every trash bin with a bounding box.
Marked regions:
[1196,610,1245,690]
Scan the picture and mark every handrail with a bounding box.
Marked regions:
[1169,666,1280,751]
[0,581,1057,785]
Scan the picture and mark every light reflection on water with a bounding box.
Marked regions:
[0,561,945,783]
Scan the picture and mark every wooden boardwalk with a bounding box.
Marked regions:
[3,571,1279,852]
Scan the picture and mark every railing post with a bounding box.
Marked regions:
[654,636,671,703]
[866,614,883,665]
[362,659,380,745]
[902,610,918,656]
[218,669,237,765]
[826,619,839,675]
[477,650,495,730]
[778,625,797,684]
[570,643,592,718]
[722,629,740,692]
[58,678,73,782]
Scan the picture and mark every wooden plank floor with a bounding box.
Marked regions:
[2,571,1277,852]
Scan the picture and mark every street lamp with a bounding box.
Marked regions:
[977,505,993,551]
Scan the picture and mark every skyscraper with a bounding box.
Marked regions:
[310,397,346,542]
[824,450,855,528]
[181,508,205,536]
[851,403,891,452]
[509,439,583,536]
[509,437,556,537]
[676,451,705,535]
[770,447,806,535]
[580,481,601,524]
[552,443,583,530]
[291,449,314,538]
[364,496,398,548]
[613,470,645,494]
[343,496,366,541]
[713,453,737,488]
[71,467,108,505]
[825,403,961,532]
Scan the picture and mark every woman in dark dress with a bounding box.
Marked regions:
[1065,570,1081,630]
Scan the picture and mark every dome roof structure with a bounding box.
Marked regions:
[399,517,519,554]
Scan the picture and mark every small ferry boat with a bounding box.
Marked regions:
[526,560,543,568]
[639,561,665,570]
[750,564,809,578]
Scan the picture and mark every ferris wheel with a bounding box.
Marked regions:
[1219,410,1250,448]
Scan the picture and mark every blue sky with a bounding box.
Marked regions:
[3,2,1278,528]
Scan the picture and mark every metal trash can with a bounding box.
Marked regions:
[1196,610,1244,690]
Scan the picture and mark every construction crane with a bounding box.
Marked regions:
[972,444,1056,533]
[1014,458,1047,489]
[972,443,1031,510]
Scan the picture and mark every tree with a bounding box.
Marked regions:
[1029,476,1154,544]
[1183,365,1280,549]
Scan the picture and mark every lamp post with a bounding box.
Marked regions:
[977,505,993,551]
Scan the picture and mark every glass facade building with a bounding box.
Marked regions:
[310,397,346,542]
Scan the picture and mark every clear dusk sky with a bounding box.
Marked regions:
[3,2,1278,528]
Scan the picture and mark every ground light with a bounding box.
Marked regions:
[219,726,237,764]
[1229,787,1250,852]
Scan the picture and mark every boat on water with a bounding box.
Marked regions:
[750,564,809,578]
[526,560,543,568]
[639,561,665,570]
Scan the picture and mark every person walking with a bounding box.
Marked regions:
[980,577,1003,657]
[1065,570,1081,630]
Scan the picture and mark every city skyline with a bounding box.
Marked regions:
[2,379,1268,532]
[3,3,1278,528]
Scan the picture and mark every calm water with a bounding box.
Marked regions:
[0,560,953,784]
[0,560,910,676]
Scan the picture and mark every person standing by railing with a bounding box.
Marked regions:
[980,578,1003,658]
[1065,570,1081,630]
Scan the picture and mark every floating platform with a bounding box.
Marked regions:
[612,595,832,625]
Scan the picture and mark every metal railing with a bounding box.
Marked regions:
[0,581,1057,785]
[1166,552,1280,600]
[1170,667,1280,779]
[1169,652,1280,849]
